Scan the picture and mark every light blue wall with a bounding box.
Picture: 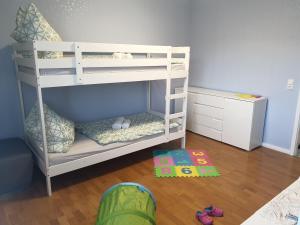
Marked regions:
[189,0,300,149]
[1,0,299,150]
[0,0,191,138]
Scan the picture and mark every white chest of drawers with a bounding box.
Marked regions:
[176,87,267,151]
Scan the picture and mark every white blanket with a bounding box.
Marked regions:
[241,177,300,225]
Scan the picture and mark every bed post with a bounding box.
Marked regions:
[165,48,172,139]
[17,81,26,132]
[36,87,51,196]
[180,48,190,149]
[147,54,151,112]
[37,85,52,197]
[180,76,188,148]
[13,47,26,136]
[33,41,52,196]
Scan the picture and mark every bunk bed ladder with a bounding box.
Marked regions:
[168,76,188,148]
[167,47,190,148]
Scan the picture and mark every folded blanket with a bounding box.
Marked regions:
[112,117,125,130]
[76,113,179,145]
[121,119,131,129]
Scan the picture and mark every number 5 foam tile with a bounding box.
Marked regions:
[175,166,199,177]
[153,156,175,167]
[155,166,177,177]
[193,157,214,166]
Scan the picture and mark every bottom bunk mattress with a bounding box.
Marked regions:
[76,112,179,145]
[49,112,181,165]
[49,129,180,166]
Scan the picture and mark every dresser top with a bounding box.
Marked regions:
[188,86,267,102]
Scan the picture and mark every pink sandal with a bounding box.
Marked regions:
[204,205,224,217]
[195,211,213,225]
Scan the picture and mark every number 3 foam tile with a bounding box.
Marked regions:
[175,166,199,177]
[155,166,176,177]
[187,149,208,158]
[153,156,175,167]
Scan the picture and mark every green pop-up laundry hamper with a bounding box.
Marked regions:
[95,182,157,225]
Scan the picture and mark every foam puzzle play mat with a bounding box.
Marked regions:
[153,149,220,178]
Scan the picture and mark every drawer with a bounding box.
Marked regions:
[193,103,223,120]
[188,92,198,102]
[192,124,222,141]
[194,114,223,131]
[194,93,224,108]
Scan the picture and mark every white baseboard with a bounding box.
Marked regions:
[262,143,291,155]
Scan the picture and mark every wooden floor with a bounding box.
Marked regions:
[0,132,300,225]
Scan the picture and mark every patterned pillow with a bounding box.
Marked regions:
[25,103,75,153]
[11,3,63,59]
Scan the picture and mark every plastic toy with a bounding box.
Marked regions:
[95,182,156,225]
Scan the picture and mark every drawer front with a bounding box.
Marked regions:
[194,93,224,108]
[192,124,222,141]
[193,103,223,120]
[194,114,223,131]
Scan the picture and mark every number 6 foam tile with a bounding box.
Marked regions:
[175,166,199,177]
[153,156,175,167]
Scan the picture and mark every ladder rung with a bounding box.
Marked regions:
[171,58,185,63]
[170,73,188,79]
[169,93,187,100]
[169,112,184,120]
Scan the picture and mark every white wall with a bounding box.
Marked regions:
[189,0,300,150]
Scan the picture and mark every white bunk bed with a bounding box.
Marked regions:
[12,41,190,196]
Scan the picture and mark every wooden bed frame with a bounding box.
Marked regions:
[12,41,190,196]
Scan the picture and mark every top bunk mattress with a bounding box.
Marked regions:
[39,64,185,76]
[38,53,184,75]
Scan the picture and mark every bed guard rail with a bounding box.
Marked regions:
[12,41,189,87]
